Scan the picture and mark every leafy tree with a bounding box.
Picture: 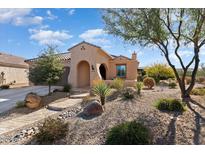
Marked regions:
[145,63,175,83]
[102,9,205,102]
[29,45,64,94]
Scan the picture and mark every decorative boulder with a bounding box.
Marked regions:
[83,100,103,116]
[25,93,42,109]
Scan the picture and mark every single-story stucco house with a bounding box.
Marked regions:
[25,41,139,88]
[0,52,29,87]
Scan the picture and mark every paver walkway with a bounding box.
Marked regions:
[0,98,82,135]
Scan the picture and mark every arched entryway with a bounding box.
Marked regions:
[99,64,106,80]
[77,61,90,88]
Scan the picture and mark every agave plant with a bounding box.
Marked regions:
[92,82,111,106]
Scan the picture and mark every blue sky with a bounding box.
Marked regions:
[0,8,204,68]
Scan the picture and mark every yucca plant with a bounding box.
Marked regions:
[136,82,143,95]
[92,82,111,106]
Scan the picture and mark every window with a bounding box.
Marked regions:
[116,65,126,78]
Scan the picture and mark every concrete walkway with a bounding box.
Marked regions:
[0,86,62,114]
[0,98,82,135]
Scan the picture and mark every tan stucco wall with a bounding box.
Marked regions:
[0,66,29,86]
[68,42,139,88]
[108,57,139,80]
[68,42,111,88]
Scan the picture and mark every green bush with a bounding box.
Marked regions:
[145,63,175,83]
[16,101,25,108]
[110,78,124,91]
[122,87,135,100]
[35,118,68,144]
[63,83,72,92]
[168,82,177,89]
[92,81,111,106]
[143,77,155,89]
[154,98,186,112]
[0,84,10,89]
[105,121,152,145]
[191,87,205,96]
[136,82,143,95]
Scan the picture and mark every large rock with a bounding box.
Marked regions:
[25,93,42,109]
[83,100,103,116]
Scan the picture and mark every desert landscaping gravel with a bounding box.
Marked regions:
[63,87,205,145]
[1,86,205,145]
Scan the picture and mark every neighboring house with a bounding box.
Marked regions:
[0,52,29,87]
[25,41,139,88]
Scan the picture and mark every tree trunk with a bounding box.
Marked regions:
[181,90,191,103]
[48,83,51,95]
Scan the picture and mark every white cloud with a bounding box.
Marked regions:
[46,10,57,20]
[0,9,43,26]
[14,16,43,26]
[169,50,194,61]
[68,9,75,16]
[79,29,109,44]
[29,27,73,45]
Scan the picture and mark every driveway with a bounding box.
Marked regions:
[0,86,62,114]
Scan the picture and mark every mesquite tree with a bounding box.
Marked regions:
[29,45,64,94]
[102,8,205,102]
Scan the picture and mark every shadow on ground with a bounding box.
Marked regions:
[187,98,205,145]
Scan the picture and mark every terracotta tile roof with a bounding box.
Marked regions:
[0,52,29,68]
[111,54,131,60]
[25,52,71,62]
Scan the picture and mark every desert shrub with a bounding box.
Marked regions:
[0,84,10,89]
[53,89,62,93]
[122,87,135,100]
[63,83,72,92]
[145,63,175,83]
[105,121,152,145]
[16,101,25,108]
[154,98,186,112]
[196,77,205,84]
[135,82,143,95]
[191,87,205,96]
[92,81,111,106]
[168,82,177,89]
[92,79,105,87]
[110,78,124,91]
[107,89,121,101]
[35,118,68,144]
[143,77,155,89]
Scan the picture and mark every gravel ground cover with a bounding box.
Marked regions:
[1,85,205,145]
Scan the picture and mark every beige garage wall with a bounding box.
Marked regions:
[0,66,29,86]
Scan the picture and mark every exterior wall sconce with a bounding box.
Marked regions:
[91,65,95,71]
